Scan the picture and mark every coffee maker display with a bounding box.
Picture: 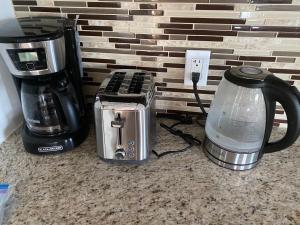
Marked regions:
[0,17,89,154]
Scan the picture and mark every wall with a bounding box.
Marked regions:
[0,0,22,143]
[13,0,300,127]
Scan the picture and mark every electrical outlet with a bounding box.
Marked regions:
[191,58,203,75]
[184,50,211,86]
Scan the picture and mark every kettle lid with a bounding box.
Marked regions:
[224,66,273,88]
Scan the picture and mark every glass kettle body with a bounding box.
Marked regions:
[205,78,267,153]
[204,67,300,170]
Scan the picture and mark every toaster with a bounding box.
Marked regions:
[94,69,156,163]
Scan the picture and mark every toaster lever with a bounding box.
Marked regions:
[111,117,124,128]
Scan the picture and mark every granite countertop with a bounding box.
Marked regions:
[0,119,299,225]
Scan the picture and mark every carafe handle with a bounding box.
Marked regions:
[64,20,85,115]
[52,81,81,132]
[262,75,300,153]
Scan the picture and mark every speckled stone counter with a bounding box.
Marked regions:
[0,120,299,225]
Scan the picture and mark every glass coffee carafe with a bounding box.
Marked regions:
[21,75,80,136]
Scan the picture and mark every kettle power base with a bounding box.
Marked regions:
[21,121,89,155]
[203,137,260,171]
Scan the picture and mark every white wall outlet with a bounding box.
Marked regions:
[184,50,211,86]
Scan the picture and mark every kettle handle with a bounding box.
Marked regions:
[262,75,300,153]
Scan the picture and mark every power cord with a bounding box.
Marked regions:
[156,113,193,124]
[192,72,208,117]
[152,72,208,158]
[152,115,201,158]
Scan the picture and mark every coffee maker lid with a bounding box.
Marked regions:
[224,66,273,88]
[0,16,69,43]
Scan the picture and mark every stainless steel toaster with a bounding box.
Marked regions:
[94,69,156,163]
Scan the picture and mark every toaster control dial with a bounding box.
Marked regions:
[115,149,126,160]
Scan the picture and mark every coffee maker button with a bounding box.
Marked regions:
[26,63,35,70]
[115,149,126,160]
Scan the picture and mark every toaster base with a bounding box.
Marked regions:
[99,157,149,165]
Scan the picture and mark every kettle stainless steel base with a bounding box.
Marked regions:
[203,137,260,171]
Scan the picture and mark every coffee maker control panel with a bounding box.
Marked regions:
[7,48,47,71]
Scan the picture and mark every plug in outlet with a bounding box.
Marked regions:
[184,50,211,86]
[191,58,203,77]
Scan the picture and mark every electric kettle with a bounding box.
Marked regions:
[204,66,300,170]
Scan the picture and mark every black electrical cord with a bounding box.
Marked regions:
[193,83,208,117]
[152,120,201,158]
[192,72,208,117]
[160,123,201,145]
[169,121,181,128]
[156,113,193,124]
[152,72,208,158]
[195,117,206,127]
[152,144,193,158]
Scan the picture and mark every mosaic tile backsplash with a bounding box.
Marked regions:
[13,0,300,127]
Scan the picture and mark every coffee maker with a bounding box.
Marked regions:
[0,17,89,154]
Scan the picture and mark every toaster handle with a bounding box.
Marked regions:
[111,113,124,128]
[111,119,124,128]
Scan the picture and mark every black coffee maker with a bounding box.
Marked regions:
[0,17,89,154]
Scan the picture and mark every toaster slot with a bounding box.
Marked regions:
[128,73,145,94]
[105,72,125,93]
